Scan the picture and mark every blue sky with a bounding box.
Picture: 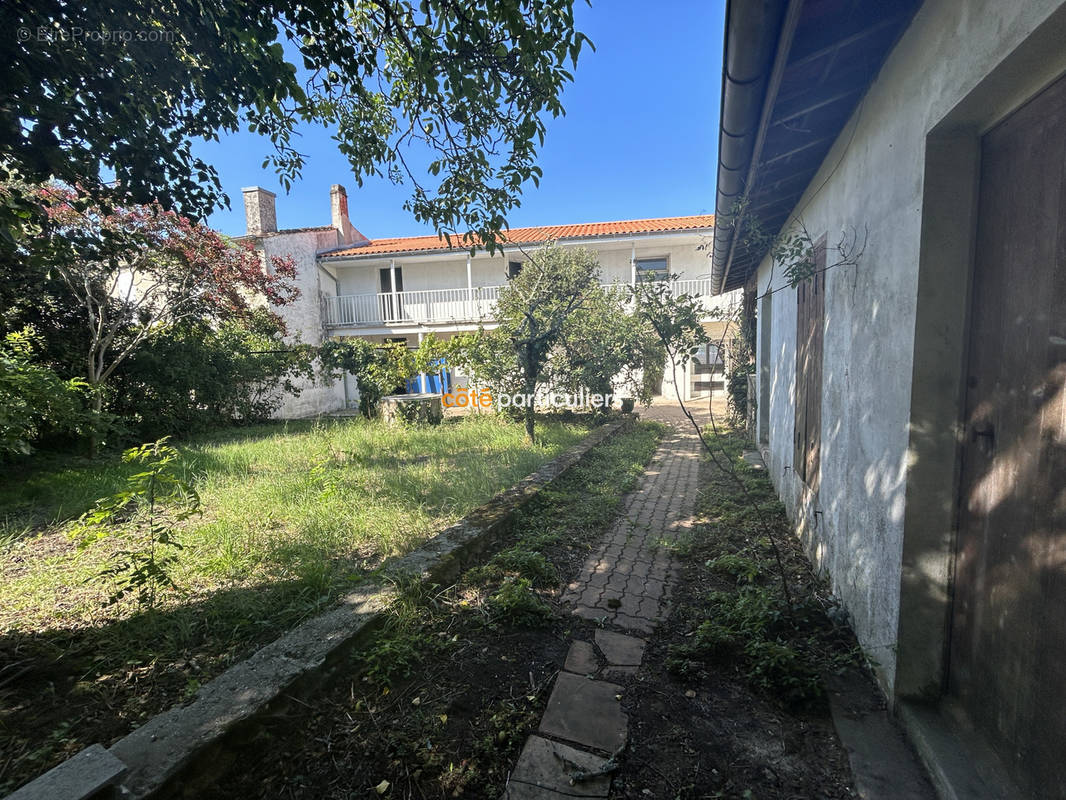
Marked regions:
[198,0,725,239]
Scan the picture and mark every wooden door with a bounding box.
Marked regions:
[950,73,1066,798]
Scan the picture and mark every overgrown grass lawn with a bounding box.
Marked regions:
[1,414,590,630]
[0,414,590,792]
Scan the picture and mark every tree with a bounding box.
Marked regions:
[319,338,414,418]
[0,0,590,253]
[630,276,711,400]
[553,284,664,408]
[486,244,598,441]
[38,188,299,450]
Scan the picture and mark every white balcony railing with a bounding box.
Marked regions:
[322,278,721,328]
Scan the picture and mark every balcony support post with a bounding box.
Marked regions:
[466,255,473,317]
[389,259,398,322]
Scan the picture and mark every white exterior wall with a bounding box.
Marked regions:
[261,224,719,414]
[329,236,714,298]
[753,0,1066,691]
[261,229,347,418]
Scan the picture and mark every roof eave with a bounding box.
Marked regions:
[710,0,923,295]
[317,226,715,262]
[711,0,793,295]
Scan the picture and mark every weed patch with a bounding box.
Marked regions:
[664,426,861,712]
[487,577,553,627]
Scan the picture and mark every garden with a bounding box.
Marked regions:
[0,412,593,791]
[0,174,714,794]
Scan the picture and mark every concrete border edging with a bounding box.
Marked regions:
[4,418,627,800]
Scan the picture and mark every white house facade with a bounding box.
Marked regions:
[239,184,736,416]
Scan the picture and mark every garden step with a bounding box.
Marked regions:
[563,640,599,675]
[538,672,627,753]
[504,735,611,799]
[593,630,645,667]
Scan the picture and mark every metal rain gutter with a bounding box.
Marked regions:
[711,0,791,294]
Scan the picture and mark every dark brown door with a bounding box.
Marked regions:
[950,73,1066,799]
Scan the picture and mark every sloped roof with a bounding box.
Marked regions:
[319,215,715,259]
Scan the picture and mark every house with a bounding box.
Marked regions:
[239,184,737,416]
[712,1,1066,797]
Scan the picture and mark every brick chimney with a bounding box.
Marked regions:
[330,184,356,243]
[242,186,277,236]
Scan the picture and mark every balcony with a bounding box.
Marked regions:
[322,278,719,328]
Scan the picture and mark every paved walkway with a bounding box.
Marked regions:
[561,401,703,633]
[503,397,710,799]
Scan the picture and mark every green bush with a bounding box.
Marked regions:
[465,547,557,588]
[73,438,201,607]
[706,553,762,584]
[320,338,415,418]
[109,314,313,438]
[0,327,86,457]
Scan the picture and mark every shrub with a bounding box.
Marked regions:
[73,438,201,607]
[320,338,413,418]
[706,553,762,584]
[0,327,86,457]
[109,313,313,438]
[465,548,557,588]
[487,577,552,627]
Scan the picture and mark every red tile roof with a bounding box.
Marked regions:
[320,214,714,258]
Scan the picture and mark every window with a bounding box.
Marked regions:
[378,267,403,293]
[379,267,403,321]
[793,237,826,489]
[635,257,669,281]
[507,260,524,280]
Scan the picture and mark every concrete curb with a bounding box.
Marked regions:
[5,418,627,800]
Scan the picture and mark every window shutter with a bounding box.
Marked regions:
[794,237,826,490]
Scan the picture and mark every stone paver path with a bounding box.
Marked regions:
[503,398,710,799]
[561,405,702,633]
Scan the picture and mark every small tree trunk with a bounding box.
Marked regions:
[88,385,103,459]
[523,370,537,443]
[524,405,536,443]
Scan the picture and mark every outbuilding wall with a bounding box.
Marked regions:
[752,0,1066,692]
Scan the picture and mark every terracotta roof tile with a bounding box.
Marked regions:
[320,214,714,258]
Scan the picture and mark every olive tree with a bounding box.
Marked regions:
[553,284,664,408]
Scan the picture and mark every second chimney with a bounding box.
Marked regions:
[242,186,277,236]
[330,184,356,243]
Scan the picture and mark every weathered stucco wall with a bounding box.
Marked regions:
[261,230,346,418]
[753,0,1066,692]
